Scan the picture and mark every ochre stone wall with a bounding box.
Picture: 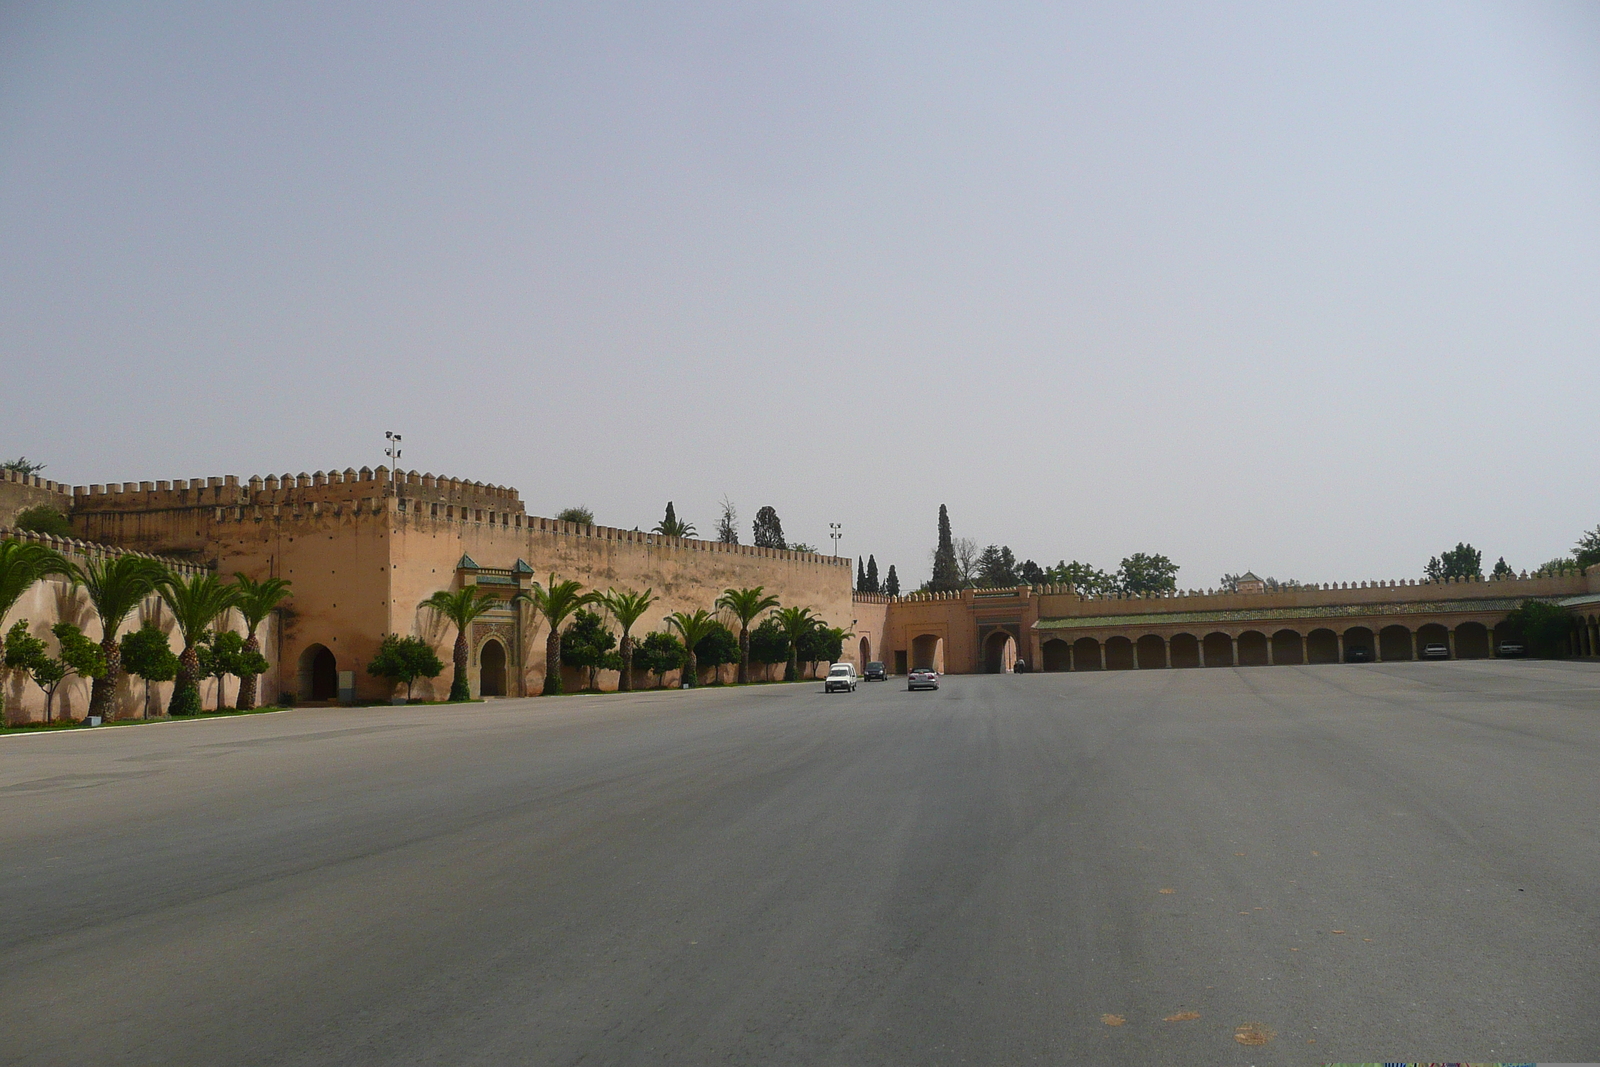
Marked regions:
[65,468,855,702]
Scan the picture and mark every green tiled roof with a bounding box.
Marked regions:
[1034,597,1539,631]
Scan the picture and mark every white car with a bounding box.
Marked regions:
[824,663,858,693]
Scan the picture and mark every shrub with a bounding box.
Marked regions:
[169,684,202,717]
[14,506,73,538]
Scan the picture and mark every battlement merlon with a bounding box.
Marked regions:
[67,467,525,516]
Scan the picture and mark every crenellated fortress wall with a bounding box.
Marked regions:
[62,466,855,702]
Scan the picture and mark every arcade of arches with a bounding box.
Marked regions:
[860,577,1600,677]
[1036,620,1506,671]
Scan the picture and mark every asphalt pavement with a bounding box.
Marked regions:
[2,661,1597,1065]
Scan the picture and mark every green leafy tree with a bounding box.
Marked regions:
[1491,557,1515,580]
[1117,553,1179,596]
[69,554,169,721]
[366,634,444,702]
[196,630,265,710]
[158,573,238,716]
[748,617,790,681]
[556,506,594,525]
[598,587,656,691]
[653,502,695,539]
[1574,526,1600,571]
[773,605,819,681]
[1503,599,1575,657]
[715,585,780,684]
[928,505,959,591]
[883,565,900,597]
[665,610,719,686]
[1044,560,1117,595]
[1018,559,1045,586]
[120,623,178,718]
[231,574,292,709]
[1426,543,1483,582]
[527,576,598,695]
[752,506,786,549]
[791,542,817,553]
[634,631,685,688]
[420,586,502,702]
[4,621,105,723]
[0,539,70,721]
[561,609,617,690]
[1535,557,1575,576]
[694,621,740,684]
[14,505,73,538]
[797,623,848,677]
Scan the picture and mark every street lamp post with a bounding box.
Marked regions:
[829,522,842,558]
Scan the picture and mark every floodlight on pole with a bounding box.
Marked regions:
[829,522,842,557]
[384,431,403,467]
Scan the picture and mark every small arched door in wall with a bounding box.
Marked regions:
[298,644,338,702]
[480,638,507,697]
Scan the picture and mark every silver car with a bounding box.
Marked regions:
[907,667,939,691]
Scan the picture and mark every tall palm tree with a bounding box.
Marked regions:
[71,554,169,721]
[773,605,819,682]
[666,609,719,687]
[716,586,780,684]
[420,586,502,702]
[598,587,655,692]
[232,573,293,709]
[0,539,70,721]
[158,572,237,716]
[529,576,597,695]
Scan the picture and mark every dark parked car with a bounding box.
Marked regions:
[907,667,939,691]
[1497,641,1526,657]
[1421,643,1449,659]
[863,661,887,681]
[1345,646,1372,663]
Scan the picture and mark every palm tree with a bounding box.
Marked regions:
[666,609,719,687]
[528,576,597,695]
[70,554,169,721]
[716,586,780,684]
[598,587,655,692]
[0,539,70,722]
[232,573,293,709]
[653,502,696,539]
[158,572,238,716]
[420,586,502,702]
[773,605,820,682]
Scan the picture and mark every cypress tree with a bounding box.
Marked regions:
[866,555,879,593]
[857,557,866,593]
[930,505,959,591]
[884,565,900,596]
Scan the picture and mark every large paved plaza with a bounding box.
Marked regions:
[2,662,1597,1065]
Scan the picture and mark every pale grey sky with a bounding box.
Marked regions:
[3,1,1598,588]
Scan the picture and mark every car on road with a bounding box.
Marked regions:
[1497,641,1526,657]
[1345,646,1372,663]
[1421,643,1449,659]
[824,663,858,693]
[863,661,887,681]
[907,667,939,691]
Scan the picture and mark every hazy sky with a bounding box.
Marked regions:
[3,2,1598,589]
